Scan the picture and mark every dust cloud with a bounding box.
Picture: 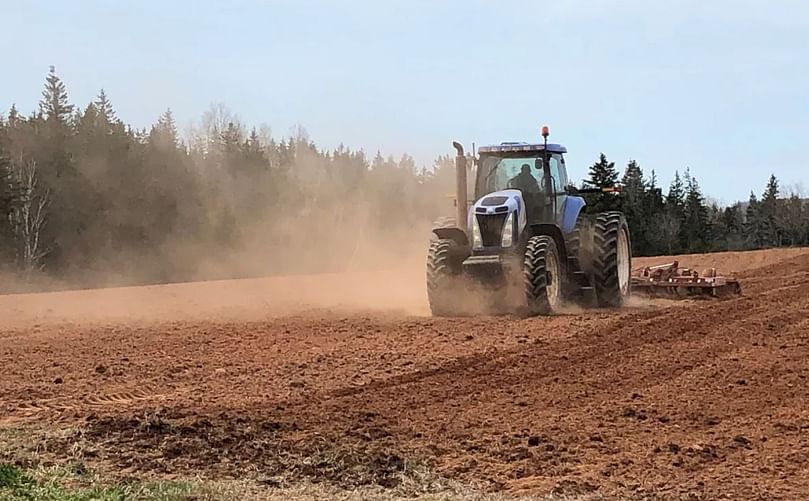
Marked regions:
[1,117,457,324]
[0,204,439,327]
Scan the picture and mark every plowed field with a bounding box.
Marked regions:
[2,248,808,500]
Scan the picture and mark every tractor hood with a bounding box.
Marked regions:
[467,189,528,247]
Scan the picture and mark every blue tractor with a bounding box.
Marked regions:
[427,127,632,316]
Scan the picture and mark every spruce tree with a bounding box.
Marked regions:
[33,66,80,272]
[39,66,74,126]
[0,154,21,261]
[643,170,666,254]
[7,104,20,127]
[665,171,685,213]
[759,174,780,246]
[151,109,180,149]
[682,170,710,252]
[660,171,685,254]
[620,160,646,254]
[744,191,763,249]
[586,153,619,187]
[94,89,117,124]
[719,203,744,250]
[584,153,620,213]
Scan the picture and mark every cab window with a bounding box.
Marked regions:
[546,154,566,192]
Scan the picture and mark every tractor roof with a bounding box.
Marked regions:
[478,142,567,154]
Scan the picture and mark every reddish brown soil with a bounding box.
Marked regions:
[1,248,808,499]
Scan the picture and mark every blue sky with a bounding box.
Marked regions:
[3,0,808,203]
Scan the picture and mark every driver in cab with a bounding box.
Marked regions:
[508,163,540,194]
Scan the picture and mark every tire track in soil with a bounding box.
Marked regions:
[3,387,171,423]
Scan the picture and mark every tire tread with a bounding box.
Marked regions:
[592,211,630,307]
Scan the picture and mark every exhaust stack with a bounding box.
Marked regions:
[452,141,468,233]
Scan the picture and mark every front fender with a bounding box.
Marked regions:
[526,223,568,262]
[432,227,469,247]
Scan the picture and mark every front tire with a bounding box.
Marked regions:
[426,238,462,316]
[592,211,632,307]
[523,235,563,316]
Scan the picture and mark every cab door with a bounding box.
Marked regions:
[546,153,568,224]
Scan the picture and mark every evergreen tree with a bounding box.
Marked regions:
[682,170,710,252]
[620,160,646,254]
[621,160,644,197]
[643,170,666,254]
[39,66,74,126]
[665,171,685,213]
[94,89,117,124]
[33,67,80,271]
[584,153,621,213]
[0,154,21,262]
[718,203,744,250]
[7,104,20,128]
[744,191,763,249]
[779,192,805,246]
[759,174,780,247]
[150,109,180,149]
[660,171,685,254]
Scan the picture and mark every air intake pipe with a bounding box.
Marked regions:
[452,141,468,233]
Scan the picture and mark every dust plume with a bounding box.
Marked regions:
[0,150,447,324]
[0,97,460,323]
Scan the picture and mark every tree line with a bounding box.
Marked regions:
[1,68,806,290]
[582,154,808,255]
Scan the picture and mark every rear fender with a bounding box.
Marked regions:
[561,196,586,234]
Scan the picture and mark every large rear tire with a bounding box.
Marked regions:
[426,238,462,316]
[566,215,594,273]
[592,211,632,307]
[523,235,563,316]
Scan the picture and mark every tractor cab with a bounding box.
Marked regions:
[474,142,569,229]
[465,136,583,254]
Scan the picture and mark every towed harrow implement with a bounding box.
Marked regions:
[631,261,741,299]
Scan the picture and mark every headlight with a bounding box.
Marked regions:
[501,212,514,247]
[472,217,482,248]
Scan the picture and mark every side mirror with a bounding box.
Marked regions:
[565,184,578,194]
[534,158,544,170]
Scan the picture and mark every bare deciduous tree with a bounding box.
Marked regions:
[11,157,51,276]
[659,211,681,255]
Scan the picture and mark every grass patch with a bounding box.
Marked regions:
[0,462,616,500]
[0,426,634,500]
[0,463,198,501]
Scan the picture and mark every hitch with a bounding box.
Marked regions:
[567,185,623,195]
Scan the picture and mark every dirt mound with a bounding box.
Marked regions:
[1,247,808,499]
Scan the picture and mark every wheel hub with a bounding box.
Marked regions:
[617,228,630,295]
[546,250,561,307]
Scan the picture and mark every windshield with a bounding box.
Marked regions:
[476,155,544,199]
